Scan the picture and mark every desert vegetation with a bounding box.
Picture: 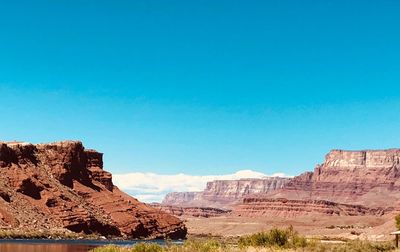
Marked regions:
[395,214,400,231]
[0,229,93,239]
[91,227,396,252]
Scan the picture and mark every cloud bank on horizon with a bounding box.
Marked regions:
[113,169,289,203]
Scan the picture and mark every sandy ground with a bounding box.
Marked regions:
[184,213,397,241]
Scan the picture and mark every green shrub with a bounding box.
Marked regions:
[395,214,400,231]
[131,243,163,252]
[91,229,395,252]
[91,245,126,252]
[181,239,221,252]
[238,227,305,248]
[269,228,289,246]
[237,226,313,249]
[345,240,394,252]
[292,234,308,248]
[92,243,164,252]
[238,232,265,247]
[301,240,395,252]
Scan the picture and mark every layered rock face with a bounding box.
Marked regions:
[162,192,203,206]
[202,178,290,203]
[233,198,388,218]
[150,204,231,218]
[268,149,400,208]
[0,141,187,239]
[163,149,400,217]
[162,177,290,208]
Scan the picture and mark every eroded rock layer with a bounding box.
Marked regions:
[150,204,231,218]
[0,141,187,239]
[233,198,388,218]
[162,192,203,206]
[163,177,290,208]
[268,149,400,208]
[202,178,291,203]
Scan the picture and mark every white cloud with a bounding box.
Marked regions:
[113,169,289,203]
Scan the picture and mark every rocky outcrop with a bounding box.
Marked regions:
[150,204,231,218]
[267,149,400,208]
[202,177,290,203]
[163,177,290,208]
[233,198,389,218]
[0,141,187,239]
[162,192,203,206]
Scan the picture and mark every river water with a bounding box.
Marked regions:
[0,239,179,252]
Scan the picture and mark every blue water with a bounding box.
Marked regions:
[0,239,183,252]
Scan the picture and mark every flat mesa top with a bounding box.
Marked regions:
[0,141,31,146]
[330,148,400,153]
[0,140,82,146]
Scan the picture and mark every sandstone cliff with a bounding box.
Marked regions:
[202,177,290,203]
[0,141,187,239]
[162,192,203,206]
[233,198,388,218]
[267,149,400,208]
[162,177,290,208]
[163,149,400,217]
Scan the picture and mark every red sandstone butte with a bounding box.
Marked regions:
[0,141,187,239]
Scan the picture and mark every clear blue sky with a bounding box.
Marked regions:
[1,0,400,176]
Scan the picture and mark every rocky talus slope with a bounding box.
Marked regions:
[163,177,290,208]
[0,141,187,239]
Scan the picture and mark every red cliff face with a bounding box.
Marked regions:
[0,141,187,239]
[267,149,400,208]
[233,198,389,218]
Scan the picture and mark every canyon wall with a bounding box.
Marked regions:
[0,141,187,239]
[202,177,291,203]
[162,192,203,206]
[163,149,400,217]
[162,177,291,208]
[268,149,400,207]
